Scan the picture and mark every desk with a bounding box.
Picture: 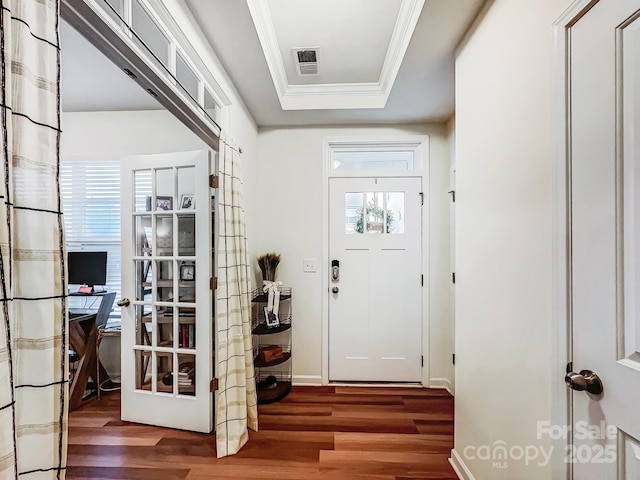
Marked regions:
[68,292,114,411]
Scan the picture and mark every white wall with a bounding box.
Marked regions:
[61,110,205,159]
[452,0,572,478]
[245,124,452,387]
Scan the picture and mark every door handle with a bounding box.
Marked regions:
[565,367,603,395]
[117,298,130,307]
[332,287,339,294]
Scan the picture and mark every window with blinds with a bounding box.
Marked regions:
[61,160,121,319]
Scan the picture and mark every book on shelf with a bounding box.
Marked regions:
[179,324,195,348]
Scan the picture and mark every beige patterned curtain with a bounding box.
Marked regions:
[215,138,258,457]
[0,0,67,479]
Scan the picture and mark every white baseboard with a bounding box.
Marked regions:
[429,377,453,395]
[449,449,476,480]
[292,375,323,386]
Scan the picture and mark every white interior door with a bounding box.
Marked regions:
[329,177,422,382]
[120,150,213,433]
[570,1,640,477]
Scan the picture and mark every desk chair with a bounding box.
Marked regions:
[93,292,117,399]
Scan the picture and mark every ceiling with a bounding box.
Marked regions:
[61,0,485,127]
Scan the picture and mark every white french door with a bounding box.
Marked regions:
[328,176,422,382]
[120,150,214,432]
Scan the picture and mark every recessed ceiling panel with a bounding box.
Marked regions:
[248,0,425,110]
[268,0,401,86]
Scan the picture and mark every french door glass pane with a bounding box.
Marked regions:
[134,216,152,256]
[135,350,150,389]
[157,352,174,394]
[177,354,195,396]
[156,305,174,348]
[155,168,174,210]
[156,215,173,256]
[178,308,196,349]
[134,170,152,212]
[156,260,173,301]
[134,260,152,302]
[178,215,195,256]
[134,304,151,346]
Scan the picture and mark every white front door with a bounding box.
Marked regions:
[329,177,422,382]
[120,150,214,433]
[570,1,640,476]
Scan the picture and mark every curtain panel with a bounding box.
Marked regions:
[215,139,258,458]
[0,0,67,479]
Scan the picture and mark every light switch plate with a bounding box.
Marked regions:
[303,258,318,273]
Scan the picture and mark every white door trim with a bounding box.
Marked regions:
[552,2,599,479]
[321,135,430,386]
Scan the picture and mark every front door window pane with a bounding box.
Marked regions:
[345,192,364,234]
[386,192,405,234]
[346,191,406,234]
[366,192,384,234]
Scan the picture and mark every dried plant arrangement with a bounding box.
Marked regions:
[257,252,281,282]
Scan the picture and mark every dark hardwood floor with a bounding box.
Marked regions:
[67,386,456,480]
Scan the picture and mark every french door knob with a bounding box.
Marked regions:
[117,298,130,307]
[565,369,603,395]
[332,287,339,294]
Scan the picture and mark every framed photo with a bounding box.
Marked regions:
[179,262,195,281]
[264,306,280,328]
[180,194,195,210]
[156,196,173,211]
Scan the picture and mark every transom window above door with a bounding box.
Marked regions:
[333,150,414,171]
[326,137,427,176]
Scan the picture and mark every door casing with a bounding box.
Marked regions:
[321,136,430,386]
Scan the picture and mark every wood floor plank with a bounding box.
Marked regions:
[319,450,457,478]
[282,392,406,405]
[66,466,190,479]
[67,430,164,446]
[413,420,455,435]
[334,432,453,454]
[334,386,449,396]
[67,386,455,479]
[256,403,332,416]
[259,414,419,434]
[332,403,453,422]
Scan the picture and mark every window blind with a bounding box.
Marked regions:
[61,160,122,319]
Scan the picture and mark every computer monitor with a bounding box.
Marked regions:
[67,251,107,290]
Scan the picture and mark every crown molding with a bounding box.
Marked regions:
[247,0,425,111]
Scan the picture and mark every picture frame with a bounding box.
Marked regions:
[156,196,173,211]
[180,194,195,210]
[264,306,280,328]
[179,262,195,281]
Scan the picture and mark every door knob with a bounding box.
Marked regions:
[332,287,339,294]
[117,298,130,307]
[565,368,603,395]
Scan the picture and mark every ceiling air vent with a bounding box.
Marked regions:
[293,48,319,76]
